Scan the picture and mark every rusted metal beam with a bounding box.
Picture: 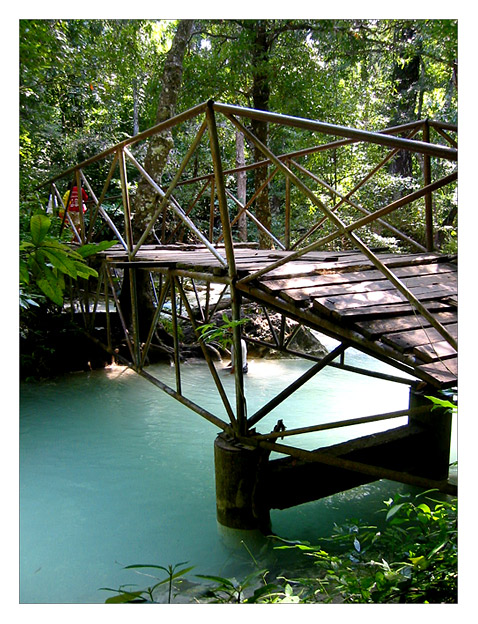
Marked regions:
[236,281,426,380]
[128,119,208,253]
[80,163,128,249]
[248,343,347,427]
[166,178,211,244]
[422,121,434,251]
[123,149,227,266]
[291,159,428,252]
[206,101,247,435]
[225,115,457,350]
[176,119,426,188]
[253,405,429,441]
[140,274,171,368]
[213,102,457,161]
[118,148,134,256]
[138,368,231,433]
[37,102,209,190]
[225,188,285,250]
[104,264,135,362]
[176,277,236,427]
[216,167,279,244]
[171,277,182,394]
[291,127,423,249]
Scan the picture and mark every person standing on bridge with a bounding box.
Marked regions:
[60,185,89,239]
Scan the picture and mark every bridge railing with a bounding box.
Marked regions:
[41,101,457,256]
[40,101,457,348]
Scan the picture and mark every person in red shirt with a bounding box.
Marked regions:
[60,186,88,238]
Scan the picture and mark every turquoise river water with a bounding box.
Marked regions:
[19,341,457,604]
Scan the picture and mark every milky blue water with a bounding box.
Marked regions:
[19,344,456,603]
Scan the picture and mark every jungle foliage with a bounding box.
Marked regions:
[101,491,457,604]
[19,19,458,313]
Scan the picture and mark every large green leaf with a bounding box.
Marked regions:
[76,240,117,258]
[40,248,79,279]
[37,276,63,306]
[36,263,65,306]
[30,214,51,246]
[19,260,30,284]
[73,262,98,279]
[103,590,146,603]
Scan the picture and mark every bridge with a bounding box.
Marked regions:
[40,101,457,531]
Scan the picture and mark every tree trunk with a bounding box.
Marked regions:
[389,25,420,179]
[131,19,194,243]
[251,22,273,249]
[236,128,247,241]
[122,20,194,343]
[133,79,139,136]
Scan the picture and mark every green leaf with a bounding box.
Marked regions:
[425,395,457,412]
[20,260,30,284]
[245,583,279,603]
[20,241,35,251]
[170,565,195,580]
[73,262,98,279]
[104,591,146,603]
[416,503,431,515]
[386,503,405,521]
[123,563,170,572]
[41,248,78,279]
[30,214,51,245]
[76,240,116,258]
[196,574,237,589]
[37,276,63,306]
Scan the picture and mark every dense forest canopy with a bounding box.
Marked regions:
[20,19,457,181]
[19,18,458,311]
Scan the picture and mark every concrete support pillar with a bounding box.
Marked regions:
[214,433,271,532]
[409,387,453,481]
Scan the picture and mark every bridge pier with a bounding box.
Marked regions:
[408,387,453,481]
[214,433,271,533]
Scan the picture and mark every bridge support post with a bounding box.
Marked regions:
[408,387,453,481]
[214,433,271,532]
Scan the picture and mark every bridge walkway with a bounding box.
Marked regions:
[103,244,457,390]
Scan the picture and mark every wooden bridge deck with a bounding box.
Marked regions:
[104,244,457,390]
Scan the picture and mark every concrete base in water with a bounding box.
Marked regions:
[214,433,271,532]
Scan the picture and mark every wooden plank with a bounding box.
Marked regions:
[276,271,457,303]
[260,262,456,292]
[382,323,457,352]
[413,340,457,363]
[354,310,457,338]
[416,358,457,386]
[254,253,450,280]
[315,298,454,320]
[311,284,457,313]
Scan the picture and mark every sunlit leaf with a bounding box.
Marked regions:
[30,214,51,245]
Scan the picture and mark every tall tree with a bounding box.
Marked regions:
[389,23,421,178]
[248,20,273,248]
[132,19,195,241]
[120,20,194,344]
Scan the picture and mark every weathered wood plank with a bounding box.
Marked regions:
[354,310,457,338]
[416,358,457,386]
[311,284,456,314]
[413,340,457,363]
[382,323,457,351]
[316,298,454,319]
[99,244,457,387]
[260,262,456,292]
[275,271,457,303]
[253,252,450,280]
